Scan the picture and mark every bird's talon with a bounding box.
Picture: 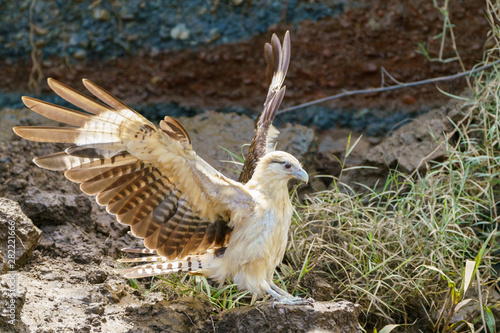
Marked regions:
[271,296,314,306]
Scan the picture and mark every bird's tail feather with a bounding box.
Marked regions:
[115,247,212,278]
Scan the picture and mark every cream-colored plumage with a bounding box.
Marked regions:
[206,152,303,296]
[13,31,311,304]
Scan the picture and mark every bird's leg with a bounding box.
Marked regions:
[269,280,301,300]
[261,281,314,305]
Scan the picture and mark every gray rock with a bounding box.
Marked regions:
[178,111,315,180]
[0,198,42,273]
[0,274,27,331]
[210,301,361,333]
[313,106,458,192]
[365,106,456,172]
[92,8,111,21]
[103,280,126,303]
[124,296,213,332]
[277,123,317,167]
[21,187,93,228]
[86,269,108,284]
[84,303,105,315]
[171,23,190,40]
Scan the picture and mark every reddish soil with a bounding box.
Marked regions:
[1,1,490,118]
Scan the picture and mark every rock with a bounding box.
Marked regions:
[402,94,417,105]
[3,269,128,332]
[86,269,108,284]
[84,303,105,315]
[103,280,125,303]
[365,106,456,172]
[178,111,316,180]
[0,198,42,273]
[0,274,27,330]
[178,111,254,180]
[21,187,93,228]
[312,129,371,189]
[171,23,190,40]
[209,301,361,333]
[313,106,458,191]
[277,123,316,167]
[124,296,213,332]
[73,49,87,61]
[360,62,378,74]
[92,8,111,21]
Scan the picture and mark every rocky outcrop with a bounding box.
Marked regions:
[20,187,93,227]
[312,106,460,192]
[364,106,459,172]
[207,301,361,333]
[0,198,42,273]
[177,111,315,179]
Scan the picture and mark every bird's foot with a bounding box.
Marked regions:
[264,281,314,306]
[272,296,315,307]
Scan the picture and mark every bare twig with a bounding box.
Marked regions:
[28,0,43,95]
[433,0,469,86]
[278,60,500,114]
[381,67,404,86]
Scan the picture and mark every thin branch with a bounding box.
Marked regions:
[278,60,500,114]
[28,0,43,95]
[381,67,404,86]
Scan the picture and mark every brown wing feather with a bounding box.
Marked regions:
[264,42,275,87]
[47,78,110,116]
[160,116,191,145]
[14,78,243,260]
[72,159,229,259]
[239,31,290,184]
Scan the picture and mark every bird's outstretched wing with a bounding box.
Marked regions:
[14,78,253,259]
[238,31,290,184]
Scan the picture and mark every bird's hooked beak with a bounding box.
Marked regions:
[293,168,309,183]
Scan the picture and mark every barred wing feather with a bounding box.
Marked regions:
[239,31,290,184]
[13,78,252,259]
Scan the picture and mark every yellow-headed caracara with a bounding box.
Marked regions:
[13,31,311,304]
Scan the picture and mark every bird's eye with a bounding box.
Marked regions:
[284,162,292,169]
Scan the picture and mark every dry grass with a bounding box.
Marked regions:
[283,29,500,333]
[287,157,495,329]
[279,2,500,330]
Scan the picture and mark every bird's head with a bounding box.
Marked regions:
[253,151,308,184]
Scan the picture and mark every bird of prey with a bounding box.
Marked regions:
[13,31,311,304]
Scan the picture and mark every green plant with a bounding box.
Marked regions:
[425,230,496,332]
